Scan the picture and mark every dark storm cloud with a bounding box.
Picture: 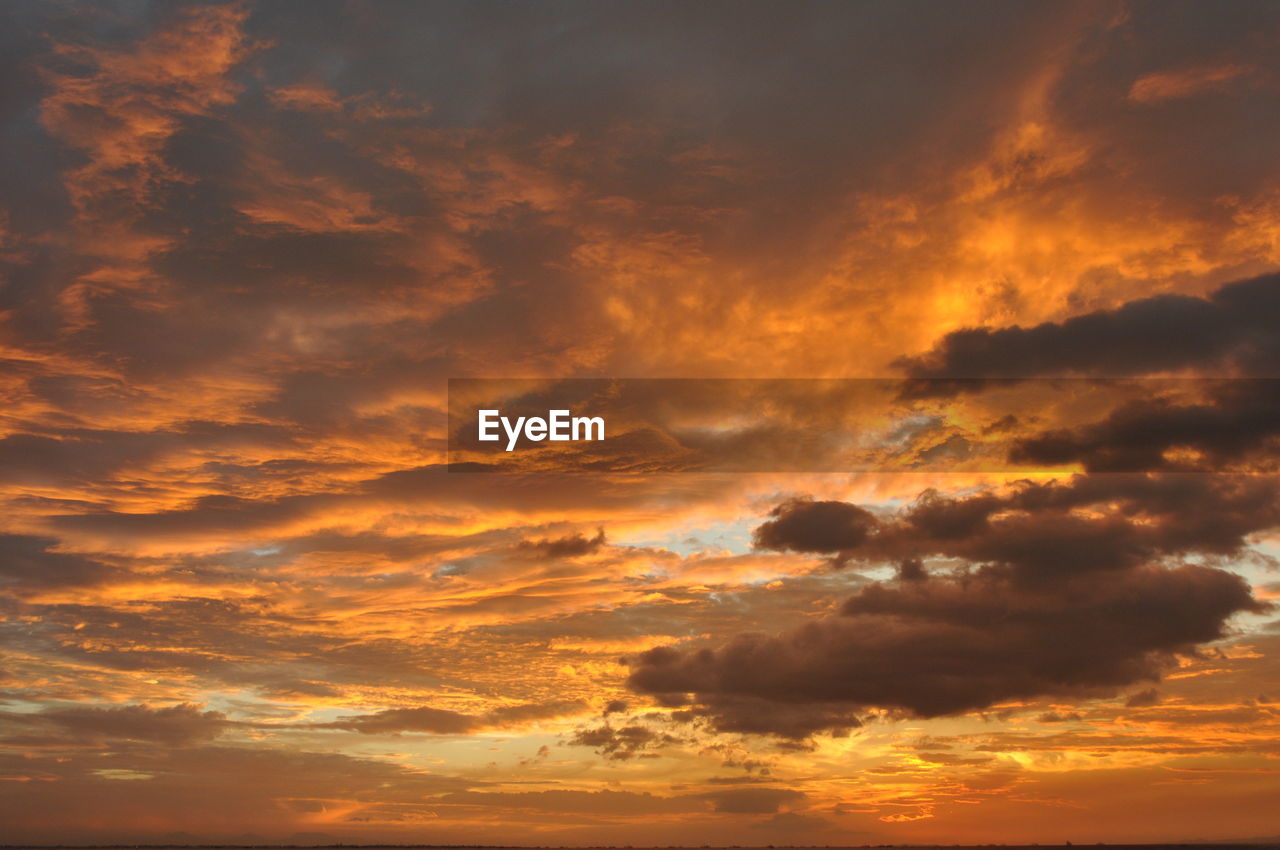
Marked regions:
[0,702,228,747]
[1009,379,1280,472]
[518,528,607,558]
[755,475,1280,575]
[630,562,1259,732]
[321,699,587,734]
[899,272,1280,389]
[627,474,1275,736]
[752,499,879,556]
[898,274,1280,473]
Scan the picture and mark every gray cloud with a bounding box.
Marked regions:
[899,273,1280,389]
[628,474,1274,736]
[0,703,228,747]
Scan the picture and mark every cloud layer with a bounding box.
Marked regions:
[628,474,1274,735]
[2,0,1279,843]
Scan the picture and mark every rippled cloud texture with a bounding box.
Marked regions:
[2,1,1280,844]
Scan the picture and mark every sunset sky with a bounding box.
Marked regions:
[2,0,1280,844]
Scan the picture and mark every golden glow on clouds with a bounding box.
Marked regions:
[1,1,1278,844]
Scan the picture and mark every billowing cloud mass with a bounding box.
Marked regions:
[0,702,229,747]
[900,272,1280,384]
[1009,378,1280,472]
[628,474,1273,734]
[2,0,1280,844]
